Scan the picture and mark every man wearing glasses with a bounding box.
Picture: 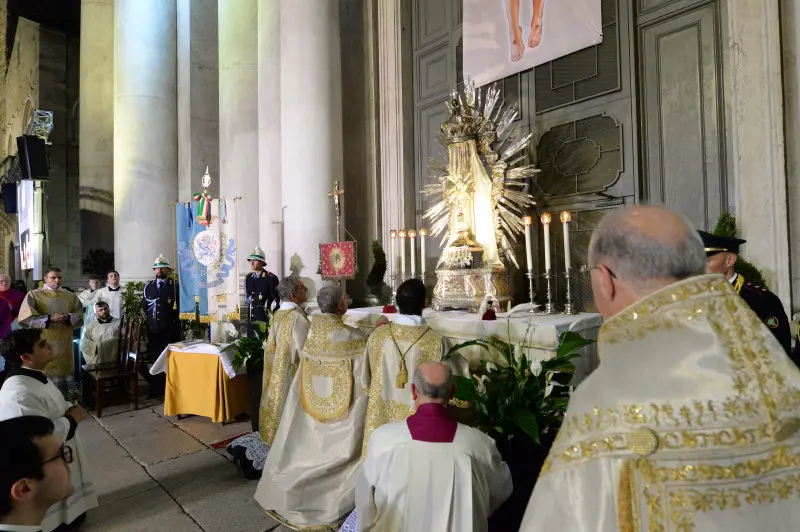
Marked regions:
[0,416,74,531]
[0,330,97,531]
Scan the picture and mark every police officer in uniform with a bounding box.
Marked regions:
[140,255,181,397]
[245,247,279,337]
[699,231,792,355]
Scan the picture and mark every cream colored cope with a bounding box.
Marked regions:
[521,275,800,532]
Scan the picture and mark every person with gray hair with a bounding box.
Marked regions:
[521,205,800,532]
[255,283,369,529]
[355,361,512,531]
[227,273,310,479]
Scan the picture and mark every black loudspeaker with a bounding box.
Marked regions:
[16,135,49,180]
[1,183,17,214]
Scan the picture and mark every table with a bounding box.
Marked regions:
[344,307,603,385]
[150,343,249,423]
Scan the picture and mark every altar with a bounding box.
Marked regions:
[343,308,602,385]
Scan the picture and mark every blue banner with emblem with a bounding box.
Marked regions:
[176,203,210,321]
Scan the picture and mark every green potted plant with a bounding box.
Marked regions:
[223,320,268,431]
[449,330,595,530]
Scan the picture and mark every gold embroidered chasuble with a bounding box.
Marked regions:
[361,319,470,457]
[259,305,310,445]
[18,288,84,385]
[255,313,368,530]
[520,275,800,532]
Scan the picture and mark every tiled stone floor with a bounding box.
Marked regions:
[73,398,290,532]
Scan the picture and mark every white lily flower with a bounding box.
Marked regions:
[545,383,554,398]
[477,374,489,394]
[531,359,543,377]
[485,361,498,373]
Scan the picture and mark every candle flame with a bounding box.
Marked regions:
[390,230,397,238]
[540,213,552,224]
[522,215,532,226]
[419,228,428,237]
[398,230,407,238]
[408,229,417,238]
[560,211,572,223]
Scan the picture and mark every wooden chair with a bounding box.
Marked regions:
[82,317,142,417]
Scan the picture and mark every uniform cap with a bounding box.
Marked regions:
[248,247,266,263]
[153,254,171,269]
[698,230,746,256]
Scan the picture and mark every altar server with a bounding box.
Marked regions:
[521,206,800,531]
[256,284,368,529]
[18,269,83,395]
[96,270,123,319]
[227,274,310,476]
[0,329,98,532]
[356,362,511,532]
[361,278,469,456]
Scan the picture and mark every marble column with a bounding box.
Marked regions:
[177,0,219,202]
[280,0,342,296]
[724,0,791,310]
[258,0,283,278]
[377,0,416,270]
[114,0,178,282]
[79,0,114,260]
[219,0,258,274]
[782,0,800,312]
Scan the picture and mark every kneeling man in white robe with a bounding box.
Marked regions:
[80,301,120,368]
[256,284,368,529]
[356,362,512,532]
[0,329,98,532]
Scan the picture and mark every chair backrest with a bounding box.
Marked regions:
[117,316,142,371]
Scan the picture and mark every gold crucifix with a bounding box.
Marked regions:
[329,181,344,242]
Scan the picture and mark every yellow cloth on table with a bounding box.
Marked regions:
[164,350,249,423]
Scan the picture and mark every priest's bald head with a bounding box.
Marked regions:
[411,362,454,408]
[588,205,706,319]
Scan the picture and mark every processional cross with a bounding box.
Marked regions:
[328,181,345,242]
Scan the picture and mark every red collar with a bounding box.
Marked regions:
[406,403,457,443]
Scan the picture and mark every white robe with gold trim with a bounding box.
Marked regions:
[0,372,98,532]
[521,274,800,532]
[255,313,368,529]
[361,315,470,456]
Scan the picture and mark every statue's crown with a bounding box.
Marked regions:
[441,91,479,143]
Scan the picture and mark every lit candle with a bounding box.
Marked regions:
[541,213,552,271]
[522,216,533,272]
[560,211,572,271]
[390,230,398,278]
[398,230,407,276]
[419,228,427,279]
[408,229,417,277]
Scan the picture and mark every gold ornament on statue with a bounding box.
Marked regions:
[423,78,539,311]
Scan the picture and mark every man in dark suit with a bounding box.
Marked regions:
[699,231,792,356]
[0,416,74,531]
[140,255,181,397]
[244,246,280,338]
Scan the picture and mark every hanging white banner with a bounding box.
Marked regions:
[464,0,603,87]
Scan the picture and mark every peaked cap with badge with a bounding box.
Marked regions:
[698,230,792,356]
[153,254,171,269]
[248,246,266,263]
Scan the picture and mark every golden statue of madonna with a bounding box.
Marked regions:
[424,79,538,311]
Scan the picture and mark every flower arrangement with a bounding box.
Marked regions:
[449,330,594,444]
[223,320,268,372]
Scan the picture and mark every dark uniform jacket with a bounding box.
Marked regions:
[733,274,792,355]
[141,278,181,336]
[245,270,280,323]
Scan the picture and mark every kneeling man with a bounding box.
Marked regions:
[255,285,368,529]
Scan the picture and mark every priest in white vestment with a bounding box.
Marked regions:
[256,285,368,529]
[361,279,469,457]
[227,274,311,476]
[79,301,120,368]
[521,206,800,532]
[356,362,512,531]
[96,270,123,319]
[0,329,98,532]
[18,269,84,395]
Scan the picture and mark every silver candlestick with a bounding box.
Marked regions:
[390,273,398,307]
[563,268,576,315]
[525,270,537,313]
[543,269,556,314]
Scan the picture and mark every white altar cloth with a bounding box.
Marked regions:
[149,341,244,379]
[343,308,602,383]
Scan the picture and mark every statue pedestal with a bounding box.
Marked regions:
[431,267,511,312]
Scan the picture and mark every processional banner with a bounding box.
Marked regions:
[463,0,602,87]
[319,241,358,281]
[175,199,240,323]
